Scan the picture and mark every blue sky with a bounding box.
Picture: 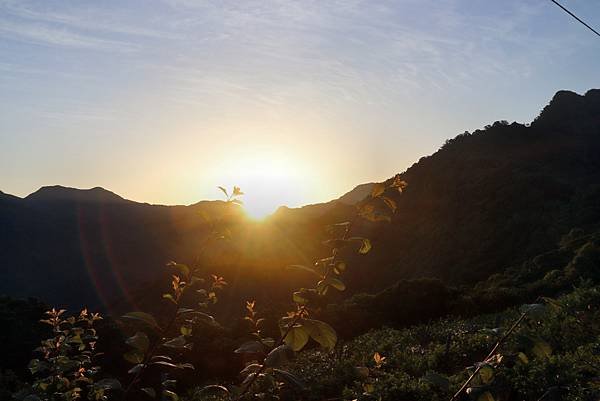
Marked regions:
[1,0,599,213]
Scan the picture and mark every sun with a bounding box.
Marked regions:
[211,152,315,220]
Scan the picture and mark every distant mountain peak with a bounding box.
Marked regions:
[25,185,127,203]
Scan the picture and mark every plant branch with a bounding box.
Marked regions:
[449,311,528,401]
[235,217,358,400]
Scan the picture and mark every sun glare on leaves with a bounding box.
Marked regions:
[213,153,316,220]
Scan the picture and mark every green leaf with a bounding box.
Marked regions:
[517,352,529,364]
[162,379,177,389]
[162,390,179,401]
[163,335,191,350]
[478,364,495,384]
[302,319,337,351]
[167,262,189,278]
[150,355,173,362]
[198,385,230,396]
[240,364,262,376]
[128,364,144,375]
[520,303,547,318]
[126,332,150,353]
[292,291,308,305]
[265,345,294,367]
[234,341,265,354]
[283,326,310,352]
[541,296,562,312]
[124,350,144,364]
[348,237,372,254]
[261,337,276,347]
[316,280,329,295]
[140,388,156,398]
[323,277,345,291]
[180,325,192,336]
[177,309,215,323]
[150,361,178,369]
[93,379,122,391]
[162,294,176,304]
[122,312,160,330]
[531,339,552,359]
[273,369,305,389]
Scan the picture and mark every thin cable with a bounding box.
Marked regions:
[550,0,600,38]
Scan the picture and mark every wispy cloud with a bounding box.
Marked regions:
[0,19,137,51]
[0,0,180,51]
[1,0,181,40]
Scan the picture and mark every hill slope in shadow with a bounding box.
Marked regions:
[1,89,599,311]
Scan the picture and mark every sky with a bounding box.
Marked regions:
[1,0,599,216]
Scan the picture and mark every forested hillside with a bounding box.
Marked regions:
[1,90,600,313]
[2,89,600,401]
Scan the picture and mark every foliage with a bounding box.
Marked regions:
[119,267,226,400]
[20,308,116,401]
[190,180,405,400]
[286,284,600,401]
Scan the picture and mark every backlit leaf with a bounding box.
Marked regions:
[126,332,150,353]
[348,237,372,254]
[122,312,160,330]
[292,292,308,305]
[273,369,305,389]
[163,336,190,350]
[265,345,294,367]
[162,390,179,401]
[234,341,265,354]
[303,319,337,351]
[532,339,552,359]
[478,364,495,384]
[283,326,310,351]
[323,277,346,291]
[124,350,144,364]
[167,262,189,278]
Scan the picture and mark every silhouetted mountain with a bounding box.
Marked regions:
[25,185,127,204]
[1,89,600,314]
[343,89,600,289]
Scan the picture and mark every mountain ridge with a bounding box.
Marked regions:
[1,88,599,311]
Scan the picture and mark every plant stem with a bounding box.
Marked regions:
[122,297,181,400]
[235,217,358,400]
[449,311,528,401]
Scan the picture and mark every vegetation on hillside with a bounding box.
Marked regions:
[1,89,599,400]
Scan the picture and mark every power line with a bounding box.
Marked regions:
[549,0,600,39]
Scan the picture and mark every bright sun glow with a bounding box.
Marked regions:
[210,151,317,220]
